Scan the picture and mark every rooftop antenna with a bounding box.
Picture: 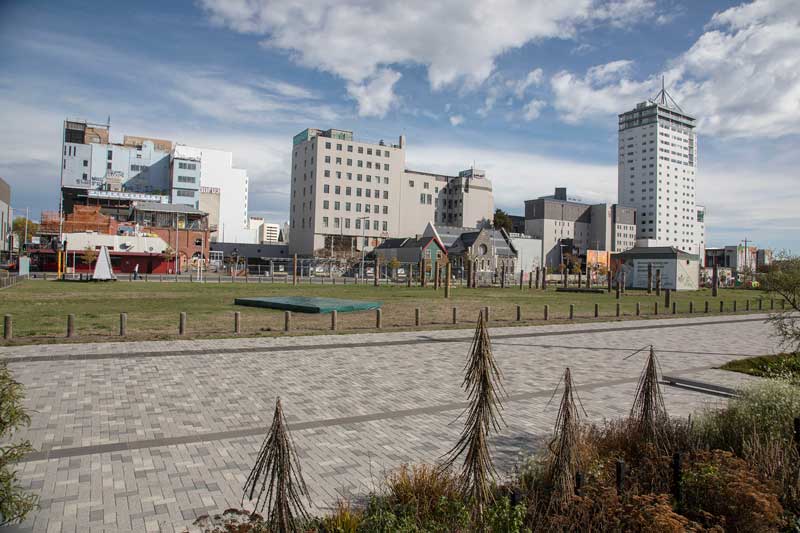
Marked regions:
[107,115,111,128]
[650,75,683,112]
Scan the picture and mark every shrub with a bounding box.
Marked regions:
[0,362,37,527]
[312,500,362,532]
[682,450,785,532]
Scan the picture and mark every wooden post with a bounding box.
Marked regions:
[376,308,382,329]
[541,269,547,290]
[746,299,750,311]
[720,300,725,313]
[331,310,337,331]
[655,269,661,296]
[636,302,641,316]
[607,270,612,293]
[178,312,186,336]
[465,259,471,288]
[616,284,620,300]
[758,298,763,311]
[654,302,659,315]
[120,313,127,336]
[621,272,626,294]
[616,302,621,317]
[733,300,737,312]
[528,271,533,289]
[445,263,451,299]
[647,263,653,294]
[594,303,599,318]
[544,305,549,321]
[67,314,75,338]
[284,311,291,332]
[705,300,709,313]
[577,271,582,288]
[689,301,694,314]
[500,265,506,289]
[374,257,379,287]
[770,298,775,310]
[421,258,427,288]
[519,270,524,290]
[452,307,457,325]
[672,301,677,315]
[664,288,671,309]
[415,307,420,326]
[484,306,490,322]
[535,267,541,289]
[516,305,522,321]
[293,254,298,286]
[712,264,719,297]
[569,304,575,320]
[3,315,11,340]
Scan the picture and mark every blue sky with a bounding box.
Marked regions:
[1,0,798,251]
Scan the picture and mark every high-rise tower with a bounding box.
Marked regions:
[618,81,701,255]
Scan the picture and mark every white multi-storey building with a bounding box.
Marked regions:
[289,128,494,256]
[617,86,703,255]
[60,120,252,242]
[0,177,9,254]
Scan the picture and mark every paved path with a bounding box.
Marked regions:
[1,314,779,532]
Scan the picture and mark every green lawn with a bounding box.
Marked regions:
[721,353,800,382]
[0,280,778,345]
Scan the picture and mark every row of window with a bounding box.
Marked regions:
[322,200,388,215]
[323,155,390,171]
[324,141,391,158]
[322,217,388,232]
[177,175,196,183]
[178,162,197,170]
[322,170,389,184]
[322,184,389,199]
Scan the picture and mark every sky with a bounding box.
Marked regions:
[0,0,798,251]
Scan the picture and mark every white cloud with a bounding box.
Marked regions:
[523,99,547,121]
[200,0,661,111]
[449,114,465,126]
[513,68,545,98]
[479,68,546,117]
[346,68,402,117]
[550,0,800,137]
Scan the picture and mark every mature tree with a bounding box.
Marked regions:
[243,397,309,533]
[11,217,39,239]
[763,253,800,353]
[492,209,513,233]
[441,310,507,523]
[0,363,38,526]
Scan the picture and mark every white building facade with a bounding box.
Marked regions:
[289,128,494,256]
[0,177,9,254]
[617,90,703,255]
[60,120,252,243]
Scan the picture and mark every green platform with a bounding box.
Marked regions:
[234,296,382,314]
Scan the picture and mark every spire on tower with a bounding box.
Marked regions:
[650,75,683,112]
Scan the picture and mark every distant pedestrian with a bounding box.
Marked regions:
[133,263,139,280]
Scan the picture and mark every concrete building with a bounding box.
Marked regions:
[524,187,636,269]
[612,246,700,290]
[705,245,758,274]
[507,233,543,278]
[60,119,251,243]
[0,177,9,255]
[617,85,703,255]
[288,128,494,256]
[259,223,280,244]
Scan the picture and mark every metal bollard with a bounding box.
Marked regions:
[594,303,599,318]
[452,307,457,325]
[415,307,421,326]
[234,311,241,334]
[516,305,521,321]
[3,315,11,340]
[569,304,574,320]
[120,313,127,336]
[331,310,337,331]
[284,311,291,332]
[544,304,549,321]
[179,312,186,335]
[67,314,75,338]
[376,309,382,329]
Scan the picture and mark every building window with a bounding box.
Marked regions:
[345,218,351,228]
[323,217,329,228]
[355,219,361,229]
[177,175,195,183]
[176,190,194,197]
[324,184,330,193]
[409,180,414,187]
[83,160,88,167]
[106,162,112,170]
[384,164,389,171]
[107,150,113,160]
[382,221,388,231]
[178,162,197,170]
[323,200,329,209]
[324,170,330,177]
[382,206,388,214]
[325,142,331,149]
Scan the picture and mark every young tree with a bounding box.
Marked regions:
[629,346,669,451]
[242,397,309,533]
[441,310,507,522]
[80,246,98,267]
[763,253,800,352]
[0,363,37,526]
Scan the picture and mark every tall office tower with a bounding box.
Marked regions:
[618,83,702,254]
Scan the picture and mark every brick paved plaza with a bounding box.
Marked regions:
[1,314,779,532]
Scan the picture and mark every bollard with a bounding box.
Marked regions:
[746,300,750,311]
[67,314,75,338]
[516,305,522,321]
[689,301,694,314]
[376,309,382,329]
[445,263,452,299]
[733,300,737,312]
[615,459,625,496]
[782,299,786,310]
[234,311,241,334]
[720,300,724,313]
[452,307,457,325]
[179,312,186,336]
[415,307,421,327]
[636,302,641,316]
[120,313,127,336]
[664,288,671,309]
[672,301,677,315]
[519,270,524,291]
[284,311,291,332]
[654,302,659,315]
[771,298,775,310]
[331,310,337,331]
[615,284,620,300]
[616,302,620,317]
[3,315,11,340]
[569,304,574,320]
[758,299,763,311]
[705,301,709,313]
[528,272,533,290]
[484,306,490,322]
[544,305,549,321]
[594,303,599,318]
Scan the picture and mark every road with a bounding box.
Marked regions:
[1,313,779,532]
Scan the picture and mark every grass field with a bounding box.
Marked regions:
[0,279,778,345]
[721,353,800,381]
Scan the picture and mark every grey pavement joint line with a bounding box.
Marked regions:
[1,315,768,363]
[19,364,715,463]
